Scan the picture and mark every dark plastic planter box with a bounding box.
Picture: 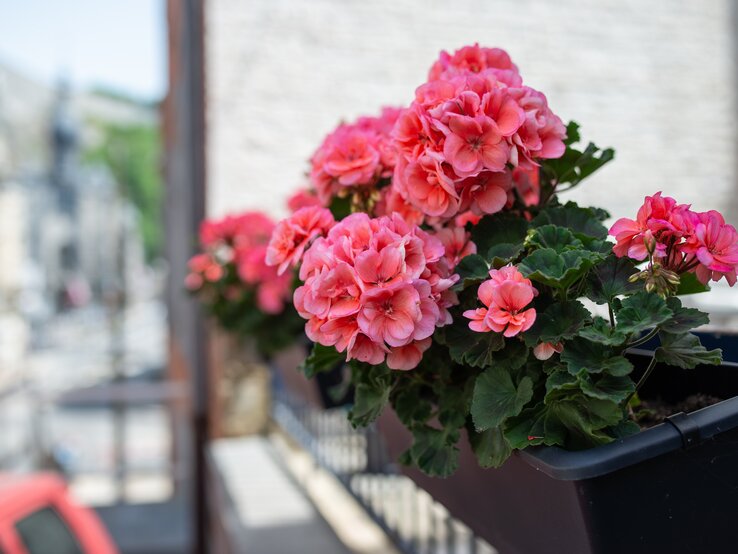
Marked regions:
[377,332,738,554]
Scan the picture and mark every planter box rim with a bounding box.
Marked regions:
[518,394,738,480]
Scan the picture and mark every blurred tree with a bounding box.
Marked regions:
[84,121,163,261]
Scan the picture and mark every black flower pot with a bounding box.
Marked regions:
[378,332,738,554]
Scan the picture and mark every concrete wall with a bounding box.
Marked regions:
[205,0,736,224]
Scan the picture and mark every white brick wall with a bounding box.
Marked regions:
[205,0,736,224]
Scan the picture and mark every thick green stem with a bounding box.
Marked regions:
[623,355,658,409]
[608,302,615,328]
[627,327,659,349]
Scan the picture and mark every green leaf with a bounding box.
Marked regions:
[524,300,590,346]
[456,254,489,288]
[526,224,583,252]
[655,333,722,369]
[471,367,533,431]
[457,329,505,369]
[610,419,641,439]
[586,255,640,304]
[540,141,615,188]
[676,272,710,295]
[578,373,634,404]
[348,363,392,427]
[560,337,634,376]
[532,202,609,241]
[615,292,673,335]
[504,403,567,448]
[328,195,351,219]
[405,427,460,477]
[470,212,529,254]
[300,343,345,378]
[487,243,524,267]
[469,426,512,468]
[518,248,600,289]
[393,382,433,428]
[563,121,581,146]
[660,297,710,335]
[578,317,628,346]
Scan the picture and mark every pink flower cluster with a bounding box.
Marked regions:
[391,44,566,222]
[609,192,738,286]
[463,266,537,337]
[186,212,293,314]
[291,213,459,370]
[310,107,403,205]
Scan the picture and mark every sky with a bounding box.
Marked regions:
[0,0,166,101]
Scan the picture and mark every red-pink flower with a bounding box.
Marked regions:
[682,210,738,286]
[463,266,537,337]
[609,192,690,260]
[266,206,335,274]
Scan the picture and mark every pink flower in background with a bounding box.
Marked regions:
[464,266,537,337]
[266,206,335,274]
[289,213,458,370]
[186,211,294,315]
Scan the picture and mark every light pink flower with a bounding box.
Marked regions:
[533,342,564,361]
[463,265,537,337]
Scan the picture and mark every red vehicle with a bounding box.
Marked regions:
[0,473,117,554]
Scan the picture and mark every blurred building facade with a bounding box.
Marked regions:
[203,0,738,224]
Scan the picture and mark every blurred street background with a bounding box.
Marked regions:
[1,1,738,553]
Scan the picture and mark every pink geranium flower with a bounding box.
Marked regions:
[463,266,537,337]
[286,213,458,370]
[388,46,565,223]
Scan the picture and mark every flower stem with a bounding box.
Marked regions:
[627,327,659,348]
[623,355,658,409]
[608,302,615,328]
